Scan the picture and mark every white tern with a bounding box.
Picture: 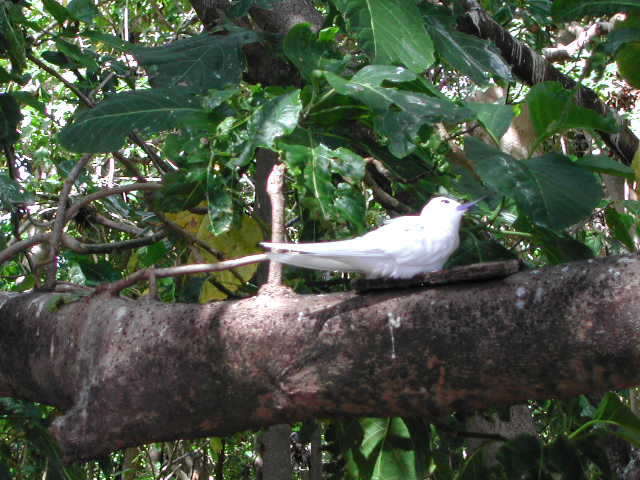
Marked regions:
[261,196,482,279]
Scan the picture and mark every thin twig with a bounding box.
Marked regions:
[44,154,92,290]
[64,182,162,221]
[95,254,268,295]
[61,232,166,254]
[0,233,49,265]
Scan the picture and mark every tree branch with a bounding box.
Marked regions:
[457,0,639,165]
[2,255,640,462]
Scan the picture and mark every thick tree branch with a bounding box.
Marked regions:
[458,0,639,165]
[1,255,640,462]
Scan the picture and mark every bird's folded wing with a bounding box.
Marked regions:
[261,240,387,257]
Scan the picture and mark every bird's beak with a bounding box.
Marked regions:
[457,197,485,211]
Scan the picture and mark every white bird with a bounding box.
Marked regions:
[261,196,482,279]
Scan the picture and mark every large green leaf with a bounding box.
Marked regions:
[467,137,602,230]
[235,90,302,166]
[526,82,618,152]
[333,0,434,72]
[464,101,515,145]
[42,0,70,23]
[283,24,346,81]
[67,0,99,23]
[361,418,428,480]
[280,139,365,227]
[552,0,640,21]
[133,31,259,90]
[326,66,474,157]
[575,154,635,180]
[59,88,208,152]
[424,15,513,84]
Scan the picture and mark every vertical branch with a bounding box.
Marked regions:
[44,154,92,290]
[266,162,286,286]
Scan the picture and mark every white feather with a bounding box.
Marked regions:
[261,196,480,279]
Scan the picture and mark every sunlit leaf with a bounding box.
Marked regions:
[424,15,513,84]
[526,82,618,151]
[235,89,302,166]
[326,66,474,157]
[59,88,208,152]
[333,0,434,72]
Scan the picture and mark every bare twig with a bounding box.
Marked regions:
[0,233,49,265]
[61,232,166,254]
[92,213,145,236]
[64,183,162,221]
[44,154,92,290]
[95,254,268,295]
[363,170,413,215]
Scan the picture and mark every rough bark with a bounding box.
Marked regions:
[458,0,639,165]
[2,255,640,462]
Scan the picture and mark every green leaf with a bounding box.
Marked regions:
[76,258,122,285]
[0,93,23,145]
[358,418,428,480]
[604,15,640,54]
[467,138,602,230]
[156,168,207,212]
[448,236,516,267]
[545,436,586,479]
[457,448,489,480]
[326,66,474,157]
[604,207,635,250]
[333,0,434,72]
[67,0,99,23]
[0,173,33,210]
[54,38,100,71]
[0,2,26,74]
[207,173,234,235]
[42,0,70,23]
[59,88,208,153]
[531,226,594,263]
[527,82,619,149]
[552,0,640,21]
[11,91,47,114]
[283,24,345,81]
[133,31,259,90]
[235,90,302,166]
[496,434,543,478]
[424,16,513,84]
[616,42,640,89]
[575,154,635,180]
[280,139,366,227]
[464,101,515,145]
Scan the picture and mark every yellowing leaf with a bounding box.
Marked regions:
[195,215,263,301]
[165,207,204,232]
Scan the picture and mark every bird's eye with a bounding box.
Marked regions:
[442,199,450,204]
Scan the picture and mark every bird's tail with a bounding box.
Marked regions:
[266,252,357,273]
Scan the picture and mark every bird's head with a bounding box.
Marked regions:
[420,196,482,222]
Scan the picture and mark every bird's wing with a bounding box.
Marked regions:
[261,239,387,257]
